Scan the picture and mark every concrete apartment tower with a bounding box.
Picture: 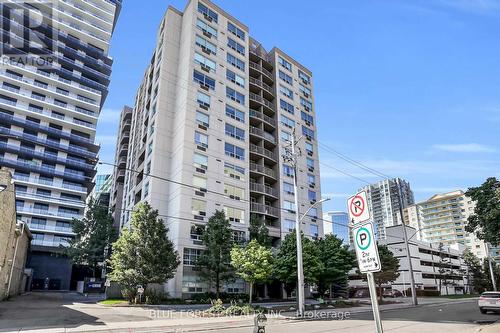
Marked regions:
[110,105,132,230]
[359,178,415,239]
[0,0,121,290]
[118,0,323,298]
[418,190,488,259]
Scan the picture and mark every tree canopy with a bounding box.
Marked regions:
[248,213,271,247]
[65,197,117,277]
[465,177,500,246]
[108,202,179,300]
[231,239,273,304]
[195,210,234,298]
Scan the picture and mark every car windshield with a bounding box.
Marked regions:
[481,293,500,298]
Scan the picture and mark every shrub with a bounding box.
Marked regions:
[205,299,226,314]
[189,292,249,304]
[121,287,137,304]
[145,289,169,305]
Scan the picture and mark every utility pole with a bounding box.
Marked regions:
[395,178,418,305]
[282,130,305,317]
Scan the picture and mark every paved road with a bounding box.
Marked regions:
[0,293,498,333]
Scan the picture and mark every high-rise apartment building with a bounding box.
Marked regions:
[0,0,121,290]
[359,178,414,239]
[117,0,323,298]
[323,211,350,245]
[92,173,111,208]
[418,190,488,259]
[403,204,424,240]
[110,105,131,229]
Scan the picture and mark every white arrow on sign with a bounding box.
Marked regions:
[347,190,371,224]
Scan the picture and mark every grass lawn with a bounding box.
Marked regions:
[99,299,128,306]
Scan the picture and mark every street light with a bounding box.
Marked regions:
[295,197,330,317]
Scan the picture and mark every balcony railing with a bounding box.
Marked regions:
[249,162,276,179]
[249,109,276,127]
[249,126,276,144]
[16,206,82,220]
[249,62,273,79]
[249,93,275,112]
[250,182,278,197]
[250,202,279,217]
[249,77,274,96]
[249,143,277,161]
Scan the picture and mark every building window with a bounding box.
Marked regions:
[279,70,293,85]
[279,85,294,99]
[310,224,319,238]
[228,22,245,40]
[302,126,315,140]
[144,181,149,197]
[298,70,310,84]
[280,99,294,114]
[224,162,245,180]
[225,142,245,160]
[193,70,216,90]
[281,114,295,129]
[299,84,311,97]
[224,206,245,223]
[183,248,202,266]
[283,200,296,212]
[226,69,245,87]
[226,87,245,104]
[182,275,207,293]
[307,158,314,170]
[198,2,218,22]
[281,130,292,142]
[283,182,294,195]
[193,176,207,190]
[194,131,208,148]
[285,219,295,232]
[196,111,210,127]
[308,190,316,202]
[308,207,318,218]
[305,142,313,154]
[197,91,211,107]
[301,111,314,125]
[283,164,294,177]
[196,18,217,37]
[227,53,245,71]
[193,153,208,169]
[225,123,245,141]
[232,230,246,244]
[195,35,217,55]
[191,199,206,216]
[278,56,292,71]
[227,37,245,55]
[224,184,245,201]
[194,52,216,72]
[300,97,312,111]
[226,105,245,123]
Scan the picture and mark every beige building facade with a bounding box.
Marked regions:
[117,0,323,298]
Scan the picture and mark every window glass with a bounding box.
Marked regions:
[196,19,217,37]
[226,105,245,123]
[228,22,245,40]
[194,131,208,147]
[193,153,208,169]
[225,142,245,160]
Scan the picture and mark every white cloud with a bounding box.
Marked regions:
[432,143,496,153]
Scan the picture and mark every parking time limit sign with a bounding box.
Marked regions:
[353,222,381,273]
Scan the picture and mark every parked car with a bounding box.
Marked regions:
[383,289,403,298]
[478,291,500,314]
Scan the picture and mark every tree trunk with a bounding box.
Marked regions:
[249,282,253,305]
[216,272,220,299]
[329,284,333,299]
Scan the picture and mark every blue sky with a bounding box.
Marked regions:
[96,0,500,212]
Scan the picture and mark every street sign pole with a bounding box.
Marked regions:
[367,272,384,333]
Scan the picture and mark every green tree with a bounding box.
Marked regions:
[463,249,490,293]
[436,243,455,295]
[195,210,234,298]
[249,213,271,247]
[465,177,500,246]
[360,245,400,302]
[230,239,273,304]
[108,202,179,302]
[65,197,117,278]
[483,258,500,291]
[273,230,324,298]
[315,234,356,298]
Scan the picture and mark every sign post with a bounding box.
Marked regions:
[349,191,384,333]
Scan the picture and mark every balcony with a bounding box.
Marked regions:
[249,93,275,112]
[250,202,279,218]
[28,222,75,235]
[249,143,277,162]
[31,239,70,247]
[16,191,85,208]
[249,62,273,81]
[249,162,276,179]
[249,77,274,96]
[250,182,278,198]
[16,206,82,220]
[249,109,276,127]
[249,126,276,144]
